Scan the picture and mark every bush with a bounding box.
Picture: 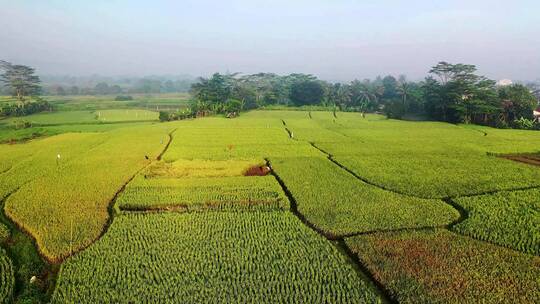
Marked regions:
[114,95,133,101]
[512,117,535,130]
[0,99,51,117]
[384,101,406,119]
[10,119,32,129]
[158,111,170,122]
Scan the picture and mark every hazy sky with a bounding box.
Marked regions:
[1,0,539,81]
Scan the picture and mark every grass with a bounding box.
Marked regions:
[52,212,382,303]
[45,93,190,111]
[453,188,540,255]
[346,229,540,303]
[95,109,158,122]
[1,111,98,126]
[270,156,459,236]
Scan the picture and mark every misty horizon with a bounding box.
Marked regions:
[1,0,539,82]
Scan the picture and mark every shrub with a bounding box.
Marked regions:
[114,95,133,101]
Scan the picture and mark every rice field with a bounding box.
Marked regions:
[52,212,382,303]
[1,106,539,303]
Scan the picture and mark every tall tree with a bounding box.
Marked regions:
[289,79,325,106]
[498,84,537,123]
[0,60,41,101]
[424,61,498,123]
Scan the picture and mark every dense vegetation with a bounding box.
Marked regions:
[182,62,539,129]
[52,212,382,303]
[346,229,540,303]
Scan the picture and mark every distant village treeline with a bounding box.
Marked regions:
[1,59,540,129]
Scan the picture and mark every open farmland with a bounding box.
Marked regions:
[1,108,539,303]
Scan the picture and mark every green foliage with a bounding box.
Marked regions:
[0,224,9,243]
[453,188,540,255]
[382,100,405,119]
[346,229,540,303]
[290,79,325,106]
[114,95,133,101]
[512,117,536,130]
[0,248,14,304]
[270,157,459,236]
[499,84,537,121]
[424,61,501,124]
[0,98,51,117]
[52,212,382,303]
[0,60,41,101]
[158,110,169,122]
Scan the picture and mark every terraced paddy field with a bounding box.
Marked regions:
[1,109,539,303]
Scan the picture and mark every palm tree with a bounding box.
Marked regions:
[396,81,411,106]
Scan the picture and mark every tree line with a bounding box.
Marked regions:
[0,60,51,117]
[183,62,539,129]
[2,59,539,129]
[41,78,194,96]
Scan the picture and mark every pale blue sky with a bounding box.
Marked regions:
[1,0,538,81]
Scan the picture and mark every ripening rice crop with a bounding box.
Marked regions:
[145,159,264,178]
[281,115,349,143]
[453,188,540,255]
[269,157,459,236]
[0,248,14,304]
[0,133,104,200]
[4,125,170,262]
[117,175,288,211]
[330,152,540,198]
[163,142,319,161]
[52,212,382,303]
[161,116,313,161]
[306,115,540,198]
[346,229,540,303]
[171,125,291,146]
